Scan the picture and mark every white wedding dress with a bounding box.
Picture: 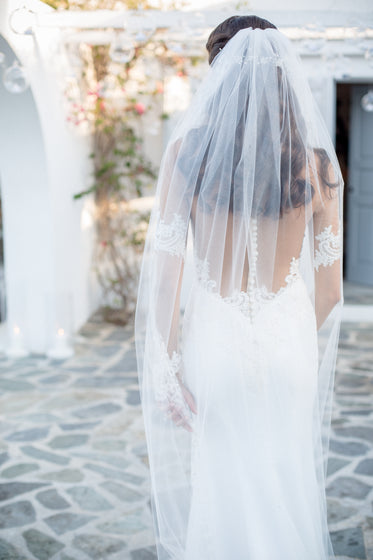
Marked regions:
[178,215,336,559]
[135,27,343,560]
[183,255,323,559]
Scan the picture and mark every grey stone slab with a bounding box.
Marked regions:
[20,445,70,466]
[23,528,64,560]
[66,486,113,511]
[366,517,373,530]
[126,390,141,406]
[40,374,70,384]
[132,443,148,457]
[104,329,133,342]
[354,458,373,476]
[333,426,373,442]
[0,500,36,528]
[131,548,157,560]
[72,534,126,559]
[36,489,70,510]
[351,361,373,372]
[0,379,34,391]
[39,469,84,483]
[48,435,89,449]
[122,376,140,385]
[59,422,100,431]
[329,440,369,458]
[0,453,9,467]
[72,403,122,419]
[0,538,27,560]
[18,413,60,424]
[41,393,111,411]
[18,369,50,378]
[0,482,48,502]
[44,512,95,535]
[84,463,144,485]
[100,481,143,503]
[5,427,50,442]
[330,527,366,559]
[48,358,72,365]
[331,418,348,427]
[63,366,97,374]
[1,463,39,478]
[91,440,127,453]
[73,377,128,388]
[327,458,349,477]
[107,353,137,373]
[71,452,129,470]
[337,374,371,387]
[97,511,147,534]
[327,499,358,525]
[94,345,122,358]
[106,363,137,374]
[341,409,373,416]
[327,476,372,500]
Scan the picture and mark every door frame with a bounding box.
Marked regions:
[332,78,373,283]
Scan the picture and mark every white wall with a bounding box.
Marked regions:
[0,0,101,354]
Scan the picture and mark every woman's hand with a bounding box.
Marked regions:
[166,381,197,433]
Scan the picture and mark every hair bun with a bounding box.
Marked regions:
[206,15,277,65]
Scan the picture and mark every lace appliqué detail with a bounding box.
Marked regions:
[314,225,341,272]
[224,257,301,321]
[152,333,191,421]
[195,257,217,292]
[195,256,301,322]
[154,213,187,258]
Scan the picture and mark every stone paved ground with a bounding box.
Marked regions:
[0,311,371,560]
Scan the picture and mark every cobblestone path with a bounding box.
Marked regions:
[0,315,371,560]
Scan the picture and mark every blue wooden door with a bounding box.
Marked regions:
[347,85,373,285]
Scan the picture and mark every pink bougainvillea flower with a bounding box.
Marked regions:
[134,102,146,115]
[101,241,108,247]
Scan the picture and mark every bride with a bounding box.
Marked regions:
[135,15,343,560]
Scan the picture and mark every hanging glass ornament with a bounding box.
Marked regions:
[126,14,156,44]
[333,54,352,79]
[167,42,183,55]
[361,90,373,112]
[3,61,29,93]
[302,38,326,53]
[321,48,336,72]
[109,33,135,64]
[9,5,36,35]
[365,47,373,68]
[302,22,326,54]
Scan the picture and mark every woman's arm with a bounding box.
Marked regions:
[147,140,197,431]
[312,182,343,330]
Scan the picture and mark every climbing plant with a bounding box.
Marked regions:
[42,0,204,323]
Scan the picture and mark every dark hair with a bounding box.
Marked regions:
[178,16,340,218]
[206,15,277,65]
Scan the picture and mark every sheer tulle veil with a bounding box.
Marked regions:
[135,25,343,560]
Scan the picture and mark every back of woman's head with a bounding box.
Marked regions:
[206,15,277,65]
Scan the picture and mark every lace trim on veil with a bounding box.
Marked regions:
[154,212,187,258]
[314,225,341,272]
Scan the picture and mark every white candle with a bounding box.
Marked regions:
[47,327,74,360]
[6,325,29,358]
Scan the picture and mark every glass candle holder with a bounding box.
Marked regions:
[46,291,74,360]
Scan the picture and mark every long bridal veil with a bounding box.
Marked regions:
[136,27,343,559]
